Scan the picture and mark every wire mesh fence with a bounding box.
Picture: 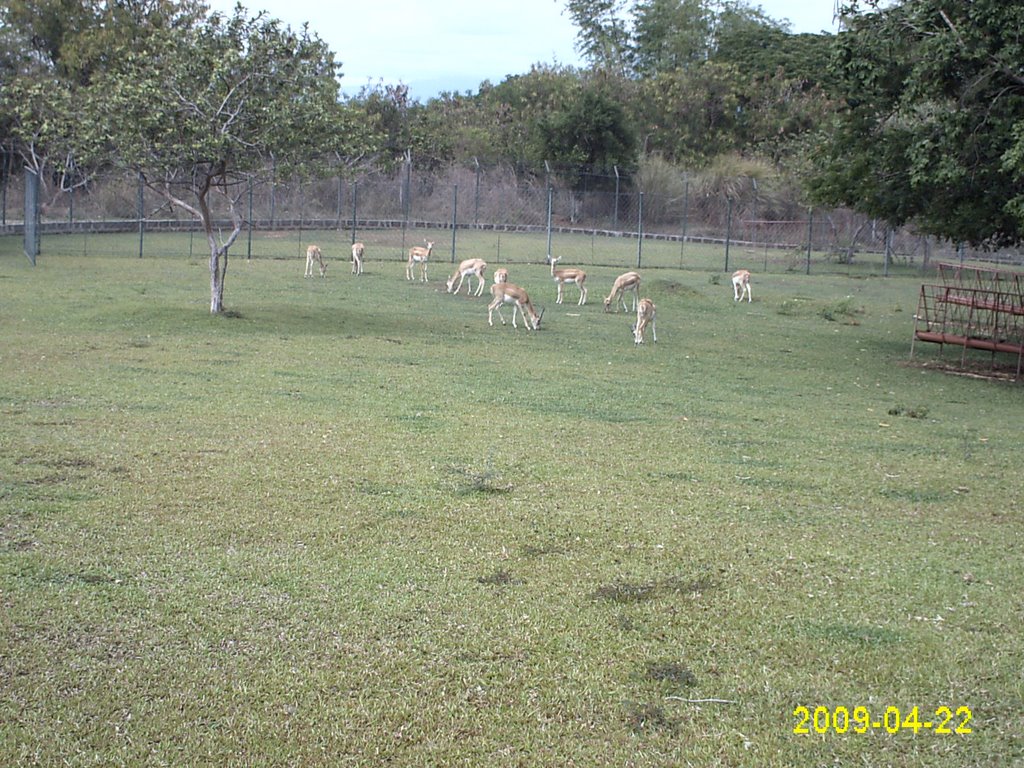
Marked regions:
[2,163,1021,276]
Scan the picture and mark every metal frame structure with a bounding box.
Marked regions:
[912,262,1024,379]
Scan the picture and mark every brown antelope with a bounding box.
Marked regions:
[732,269,752,302]
[304,244,326,278]
[351,242,365,275]
[547,255,587,305]
[487,282,543,330]
[633,298,657,345]
[604,271,641,312]
[446,258,488,296]
[406,240,434,282]
[493,267,509,284]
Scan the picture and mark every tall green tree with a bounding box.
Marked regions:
[636,61,745,164]
[808,0,1024,248]
[83,5,374,312]
[565,0,632,75]
[477,65,586,169]
[630,0,712,76]
[538,84,636,185]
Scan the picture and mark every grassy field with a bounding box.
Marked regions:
[1,245,1022,767]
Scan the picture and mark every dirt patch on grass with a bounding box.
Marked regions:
[622,701,680,735]
[643,661,698,689]
[476,569,521,587]
[593,574,714,604]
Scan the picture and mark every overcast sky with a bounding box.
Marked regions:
[204,1,840,100]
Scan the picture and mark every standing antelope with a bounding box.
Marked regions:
[547,255,587,305]
[406,240,434,282]
[732,269,752,302]
[633,298,657,345]
[487,282,543,330]
[446,258,488,296]
[604,271,641,312]
[493,267,509,284]
[305,244,326,278]
[351,242,365,275]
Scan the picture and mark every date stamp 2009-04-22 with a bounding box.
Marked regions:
[793,705,973,736]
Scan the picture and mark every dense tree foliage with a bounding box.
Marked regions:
[90,7,374,311]
[630,0,712,76]
[809,0,1024,248]
[1,1,376,311]
[6,0,928,283]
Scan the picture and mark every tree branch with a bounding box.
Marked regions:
[939,9,1024,88]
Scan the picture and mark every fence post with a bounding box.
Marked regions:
[336,176,343,228]
[884,226,891,277]
[724,197,733,273]
[270,161,276,227]
[546,186,553,259]
[351,181,358,244]
[1,150,8,226]
[137,172,145,258]
[403,153,412,225]
[806,207,813,275]
[297,179,304,254]
[451,184,458,263]
[247,178,254,260]
[473,157,480,225]
[636,191,644,269]
[613,165,620,230]
[24,168,38,265]
[679,176,689,267]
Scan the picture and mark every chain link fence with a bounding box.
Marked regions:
[2,163,1021,276]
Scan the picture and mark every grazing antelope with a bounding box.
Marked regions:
[305,244,326,278]
[604,271,641,312]
[633,298,657,345]
[446,258,488,296]
[493,267,509,284]
[406,240,434,282]
[351,242,365,275]
[732,269,752,302]
[547,255,587,305]
[487,282,543,330]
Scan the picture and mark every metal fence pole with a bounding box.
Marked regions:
[247,178,254,260]
[336,176,343,228]
[546,186,553,259]
[636,191,644,269]
[806,207,813,275]
[1,150,7,226]
[613,165,620,231]
[724,197,733,273]
[351,181,358,244]
[297,179,304,255]
[137,172,145,258]
[24,168,38,265]
[270,162,276,227]
[884,226,891,277]
[451,184,458,263]
[680,176,689,268]
[473,157,480,225]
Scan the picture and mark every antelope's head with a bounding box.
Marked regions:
[532,306,545,330]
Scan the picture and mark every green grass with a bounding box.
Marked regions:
[1,249,1022,766]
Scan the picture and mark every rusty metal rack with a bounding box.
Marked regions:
[911,263,1024,379]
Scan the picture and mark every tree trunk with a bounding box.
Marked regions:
[148,162,241,314]
[209,240,227,314]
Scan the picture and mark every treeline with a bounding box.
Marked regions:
[3,0,1022,268]
[347,0,834,210]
